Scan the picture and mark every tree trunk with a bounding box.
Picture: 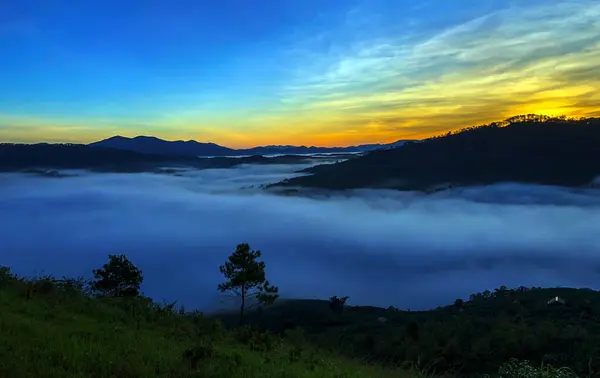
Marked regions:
[239,285,245,326]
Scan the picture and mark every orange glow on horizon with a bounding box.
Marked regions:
[1,106,599,149]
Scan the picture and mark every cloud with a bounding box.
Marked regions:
[279,0,600,141]
[1,164,600,312]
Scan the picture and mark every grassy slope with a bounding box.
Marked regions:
[0,267,600,378]
[0,275,419,378]
[0,269,587,377]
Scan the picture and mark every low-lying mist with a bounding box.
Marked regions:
[1,164,600,312]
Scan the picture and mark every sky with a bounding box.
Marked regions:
[0,0,599,148]
[2,166,600,311]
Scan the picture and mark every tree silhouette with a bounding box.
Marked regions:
[218,243,279,325]
[91,254,143,297]
[454,298,464,309]
[329,295,349,315]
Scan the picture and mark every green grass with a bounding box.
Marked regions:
[0,276,421,378]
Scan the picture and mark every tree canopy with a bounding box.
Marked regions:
[218,243,279,325]
[91,254,143,297]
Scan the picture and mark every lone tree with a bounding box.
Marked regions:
[92,254,143,297]
[218,243,279,325]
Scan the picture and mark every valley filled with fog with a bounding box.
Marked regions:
[1,162,600,313]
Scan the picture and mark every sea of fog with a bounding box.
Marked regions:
[1,163,600,312]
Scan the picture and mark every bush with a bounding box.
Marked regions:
[182,337,215,369]
[55,276,91,297]
[496,359,579,378]
[232,325,279,352]
[25,274,57,299]
[0,266,18,287]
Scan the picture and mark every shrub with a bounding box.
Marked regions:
[496,359,578,378]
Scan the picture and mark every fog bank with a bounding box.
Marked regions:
[1,164,600,311]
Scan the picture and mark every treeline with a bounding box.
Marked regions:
[428,114,578,140]
[351,285,600,376]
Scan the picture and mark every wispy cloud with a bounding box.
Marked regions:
[279,0,600,142]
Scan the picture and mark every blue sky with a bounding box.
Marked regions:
[1,0,598,147]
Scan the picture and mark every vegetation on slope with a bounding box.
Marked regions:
[274,115,600,191]
[0,245,592,377]
[217,287,600,377]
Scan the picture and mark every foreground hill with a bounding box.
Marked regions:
[273,115,600,191]
[0,268,415,378]
[0,143,320,173]
[89,135,414,157]
[215,286,600,376]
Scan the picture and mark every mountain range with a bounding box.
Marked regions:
[0,142,327,174]
[88,135,414,157]
[5,114,598,193]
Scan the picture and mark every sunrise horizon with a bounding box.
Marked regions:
[1,0,599,149]
[1,111,593,150]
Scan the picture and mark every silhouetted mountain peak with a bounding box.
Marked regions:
[89,134,415,157]
[132,135,166,142]
[103,135,130,141]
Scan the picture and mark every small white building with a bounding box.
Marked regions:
[547,296,566,305]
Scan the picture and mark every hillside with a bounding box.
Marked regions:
[89,135,414,157]
[215,286,600,376]
[0,143,194,173]
[0,143,319,173]
[0,270,419,378]
[273,115,600,191]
